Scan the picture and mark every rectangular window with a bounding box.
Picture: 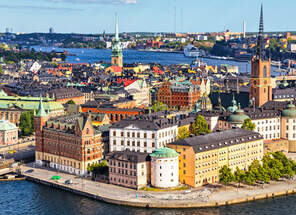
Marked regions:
[137,141,140,147]
[113,131,116,136]
[137,133,140,138]
[152,133,155,138]
[121,132,124,137]
[113,140,116,145]
[144,133,147,138]
[144,142,147,147]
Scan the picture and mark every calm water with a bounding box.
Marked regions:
[0,180,295,215]
[31,46,278,76]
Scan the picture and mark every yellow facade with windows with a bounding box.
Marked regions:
[168,128,264,187]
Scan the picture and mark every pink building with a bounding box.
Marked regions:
[107,150,151,190]
[0,118,18,146]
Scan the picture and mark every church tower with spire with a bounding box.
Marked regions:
[249,4,272,107]
[34,96,49,166]
[111,13,123,68]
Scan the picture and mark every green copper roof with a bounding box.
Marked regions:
[282,102,296,118]
[150,147,179,158]
[0,96,63,111]
[227,94,238,112]
[0,118,17,131]
[227,104,249,124]
[36,97,48,117]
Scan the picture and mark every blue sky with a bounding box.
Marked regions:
[0,0,294,34]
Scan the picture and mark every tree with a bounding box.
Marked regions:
[219,165,234,189]
[19,111,34,136]
[87,160,108,177]
[241,118,256,131]
[234,167,245,188]
[192,115,210,136]
[151,101,168,112]
[243,170,256,185]
[177,127,190,140]
[66,100,76,105]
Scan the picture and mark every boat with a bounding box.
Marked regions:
[184,45,204,58]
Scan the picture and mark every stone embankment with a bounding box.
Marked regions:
[20,165,296,209]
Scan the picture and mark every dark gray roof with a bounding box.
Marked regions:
[106,150,150,163]
[111,115,178,130]
[169,128,263,153]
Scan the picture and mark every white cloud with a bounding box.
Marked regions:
[49,0,137,4]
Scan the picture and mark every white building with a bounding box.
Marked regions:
[124,80,150,107]
[109,115,178,153]
[150,147,179,188]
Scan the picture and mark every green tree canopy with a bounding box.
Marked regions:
[87,160,108,177]
[192,115,210,136]
[19,110,34,136]
[177,127,190,140]
[66,100,76,105]
[241,118,256,131]
[234,167,245,187]
[151,101,168,112]
[219,165,234,187]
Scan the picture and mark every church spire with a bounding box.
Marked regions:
[115,13,119,42]
[256,3,265,60]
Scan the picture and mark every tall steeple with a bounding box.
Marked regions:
[36,96,47,117]
[256,3,265,60]
[115,13,119,42]
[249,2,272,107]
[111,13,123,68]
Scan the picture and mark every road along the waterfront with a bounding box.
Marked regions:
[20,164,296,209]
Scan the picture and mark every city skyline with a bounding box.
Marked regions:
[0,0,295,34]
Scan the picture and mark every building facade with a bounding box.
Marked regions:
[35,99,103,176]
[109,115,178,153]
[107,150,150,189]
[0,118,18,146]
[168,128,264,187]
[157,81,200,110]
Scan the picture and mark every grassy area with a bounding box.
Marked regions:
[140,185,188,192]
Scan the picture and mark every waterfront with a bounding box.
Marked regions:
[0,180,296,215]
[31,46,279,76]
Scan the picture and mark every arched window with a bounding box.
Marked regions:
[263,66,267,77]
[86,128,89,134]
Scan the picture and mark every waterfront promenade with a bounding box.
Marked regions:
[19,164,296,209]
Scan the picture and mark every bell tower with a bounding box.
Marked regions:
[249,4,272,107]
[34,96,49,165]
[111,13,123,68]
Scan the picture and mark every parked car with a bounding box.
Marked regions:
[65,179,73,185]
[25,169,34,173]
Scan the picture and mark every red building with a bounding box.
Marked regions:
[157,81,200,110]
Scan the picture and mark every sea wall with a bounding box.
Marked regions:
[23,174,296,209]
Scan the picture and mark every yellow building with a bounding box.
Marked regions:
[168,128,264,187]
